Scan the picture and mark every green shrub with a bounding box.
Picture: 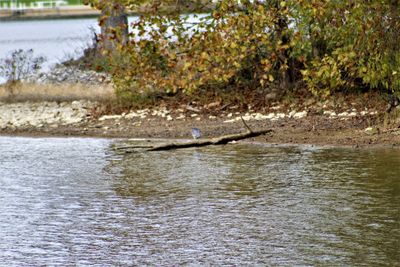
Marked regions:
[299,1,400,96]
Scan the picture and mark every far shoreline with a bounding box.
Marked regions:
[0,5,100,21]
[0,5,209,21]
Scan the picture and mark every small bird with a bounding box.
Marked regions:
[191,127,202,139]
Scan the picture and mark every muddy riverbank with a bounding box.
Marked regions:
[1,98,399,148]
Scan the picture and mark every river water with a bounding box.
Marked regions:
[0,16,204,83]
[0,18,99,69]
[0,136,399,266]
[0,15,202,70]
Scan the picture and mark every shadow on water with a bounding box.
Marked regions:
[107,144,400,266]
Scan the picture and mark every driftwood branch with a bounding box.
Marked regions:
[147,129,272,151]
[115,117,272,152]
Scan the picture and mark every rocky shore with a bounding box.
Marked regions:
[1,96,399,148]
[27,66,111,85]
[0,100,95,130]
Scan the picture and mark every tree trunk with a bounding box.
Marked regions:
[100,2,129,52]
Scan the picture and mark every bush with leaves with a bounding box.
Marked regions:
[0,49,46,84]
[88,0,400,102]
[298,1,400,97]
[98,0,298,101]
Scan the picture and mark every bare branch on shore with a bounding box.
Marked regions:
[115,129,272,152]
[115,117,272,152]
[146,129,273,151]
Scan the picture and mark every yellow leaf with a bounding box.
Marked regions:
[183,62,192,70]
[201,52,209,60]
[269,75,274,82]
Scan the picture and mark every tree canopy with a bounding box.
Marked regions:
[87,0,400,101]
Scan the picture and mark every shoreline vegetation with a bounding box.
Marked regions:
[1,80,399,148]
[1,1,399,148]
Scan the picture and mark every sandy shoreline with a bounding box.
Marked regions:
[1,100,399,149]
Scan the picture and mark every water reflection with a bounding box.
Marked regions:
[305,149,400,265]
[0,137,398,266]
[109,144,400,266]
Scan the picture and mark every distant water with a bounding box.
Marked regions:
[0,15,204,72]
[0,18,99,69]
[0,136,399,266]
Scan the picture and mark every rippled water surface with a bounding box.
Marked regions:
[0,137,399,266]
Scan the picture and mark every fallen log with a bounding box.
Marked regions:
[147,129,273,151]
[115,117,273,152]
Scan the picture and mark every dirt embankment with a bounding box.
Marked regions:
[1,96,399,148]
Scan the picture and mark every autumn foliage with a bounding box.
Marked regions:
[91,0,400,101]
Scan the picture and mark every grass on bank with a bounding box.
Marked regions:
[0,82,115,103]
